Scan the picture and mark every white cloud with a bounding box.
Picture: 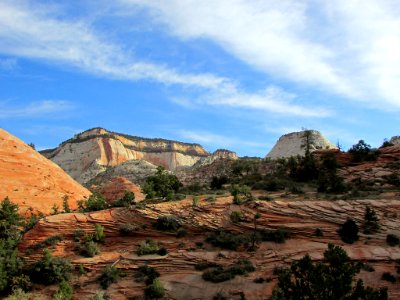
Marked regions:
[0,1,332,118]
[174,85,331,117]
[179,129,266,150]
[0,58,17,70]
[119,0,400,108]
[0,1,230,89]
[0,100,74,118]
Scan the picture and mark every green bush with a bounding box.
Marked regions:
[349,140,379,163]
[231,184,253,204]
[26,234,63,253]
[78,193,108,212]
[143,166,182,200]
[259,228,290,243]
[53,280,73,300]
[119,223,138,235]
[98,265,119,289]
[195,262,220,271]
[30,249,72,285]
[112,191,135,208]
[315,228,324,237]
[381,272,396,283]
[137,240,159,256]
[144,278,165,299]
[338,219,359,244]
[202,259,255,283]
[176,228,187,238]
[230,211,244,223]
[363,206,380,234]
[134,265,160,285]
[81,240,100,257]
[386,234,399,246]
[205,230,250,250]
[154,215,181,232]
[93,224,105,243]
[272,244,388,299]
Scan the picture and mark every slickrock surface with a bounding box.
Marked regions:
[0,128,90,214]
[21,196,400,299]
[41,128,212,184]
[266,130,337,159]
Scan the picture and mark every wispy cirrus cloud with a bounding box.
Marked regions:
[179,129,266,150]
[118,0,400,109]
[0,1,229,89]
[0,58,17,71]
[0,100,74,119]
[0,1,327,118]
[173,86,331,117]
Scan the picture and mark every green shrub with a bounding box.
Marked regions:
[134,265,160,285]
[93,224,105,243]
[144,278,165,299]
[176,228,187,238]
[205,196,216,203]
[230,211,244,223]
[112,191,135,208]
[259,228,290,243]
[349,140,379,163]
[26,234,63,253]
[205,231,250,250]
[381,272,396,283]
[315,228,323,237]
[174,193,186,201]
[338,219,359,244]
[258,195,273,201]
[98,265,119,289]
[78,193,108,212]
[30,249,72,285]
[53,280,73,300]
[363,206,380,234]
[119,223,138,235]
[231,184,253,204]
[272,244,388,299]
[202,259,255,283]
[143,166,182,200]
[154,215,181,232]
[137,240,159,256]
[194,262,220,271]
[81,241,100,257]
[91,291,111,300]
[210,176,228,190]
[386,234,399,246]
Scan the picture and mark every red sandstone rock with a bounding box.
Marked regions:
[0,128,91,214]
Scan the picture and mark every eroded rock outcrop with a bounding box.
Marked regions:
[20,197,400,299]
[266,130,337,159]
[41,128,210,184]
[0,128,90,214]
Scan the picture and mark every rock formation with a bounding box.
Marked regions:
[41,128,210,184]
[266,130,337,159]
[390,135,400,145]
[20,196,400,299]
[0,128,90,214]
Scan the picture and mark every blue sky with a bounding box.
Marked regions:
[1,0,400,157]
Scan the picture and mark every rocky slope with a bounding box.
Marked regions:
[41,128,216,184]
[20,196,400,299]
[266,130,337,159]
[0,128,90,214]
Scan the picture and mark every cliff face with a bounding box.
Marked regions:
[266,130,337,159]
[41,128,210,184]
[0,128,90,214]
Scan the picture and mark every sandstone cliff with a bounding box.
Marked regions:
[0,128,90,214]
[266,130,337,159]
[41,128,210,184]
